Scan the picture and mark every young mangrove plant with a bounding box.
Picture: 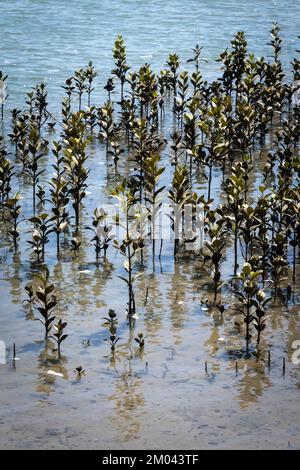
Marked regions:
[85,61,98,108]
[0,136,14,203]
[28,213,52,262]
[112,35,130,102]
[234,262,261,351]
[64,112,90,231]
[144,153,165,262]
[104,333,120,354]
[3,193,22,250]
[168,164,191,256]
[51,319,68,358]
[112,180,144,318]
[86,208,113,260]
[204,221,226,301]
[252,289,271,348]
[134,332,145,351]
[49,141,69,257]
[34,268,57,340]
[103,309,118,335]
[25,124,45,213]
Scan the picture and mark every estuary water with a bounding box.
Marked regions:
[1,0,300,109]
[0,0,300,450]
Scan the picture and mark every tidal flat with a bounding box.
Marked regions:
[0,0,300,450]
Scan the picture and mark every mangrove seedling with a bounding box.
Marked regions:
[86,208,113,260]
[204,222,226,301]
[74,366,85,379]
[34,268,57,340]
[104,333,120,354]
[85,61,98,108]
[64,112,90,231]
[25,124,45,212]
[112,35,130,102]
[51,319,68,357]
[28,213,52,261]
[70,237,81,255]
[112,180,144,318]
[252,289,271,347]
[135,332,145,350]
[235,262,261,350]
[102,309,118,334]
[3,193,22,250]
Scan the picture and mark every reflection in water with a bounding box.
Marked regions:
[36,341,68,395]
[108,359,145,442]
[234,361,272,408]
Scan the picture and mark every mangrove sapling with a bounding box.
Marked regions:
[288,201,300,284]
[235,262,261,350]
[168,164,191,256]
[252,289,271,349]
[199,98,228,199]
[85,61,98,108]
[239,204,260,262]
[84,106,98,134]
[33,83,48,132]
[99,101,118,158]
[103,309,118,335]
[187,44,207,73]
[0,71,8,121]
[64,113,90,231]
[112,180,144,318]
[0,137,14,203]
[104,333,121,354]
[3,193,22,250]
[51,319,68,358]
[49,141,69,256]
[131,118,151,202]
[166,53,180,107]
[25,124,45,213]
[204,222,226,302]
[108,140,125,170]
[253,188,272,283]
[170,131,183,167]
[223,161,247,275]
[135,63,157,120]
[9,114,28,157]
[104,77,115,102]
[144,153,165,262]
[135,332,145,351]
[230,31,248,106]
[28,213,53,262]
[86,208,113,260]
[74,68,87,111]
[34,268,57,340]
[112,35,130,103]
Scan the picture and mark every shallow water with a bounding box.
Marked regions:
[0,0,300,450]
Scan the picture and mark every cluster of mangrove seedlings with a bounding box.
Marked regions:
[0,24,300,366]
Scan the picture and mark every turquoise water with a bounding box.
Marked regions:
[1,0,300,109]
